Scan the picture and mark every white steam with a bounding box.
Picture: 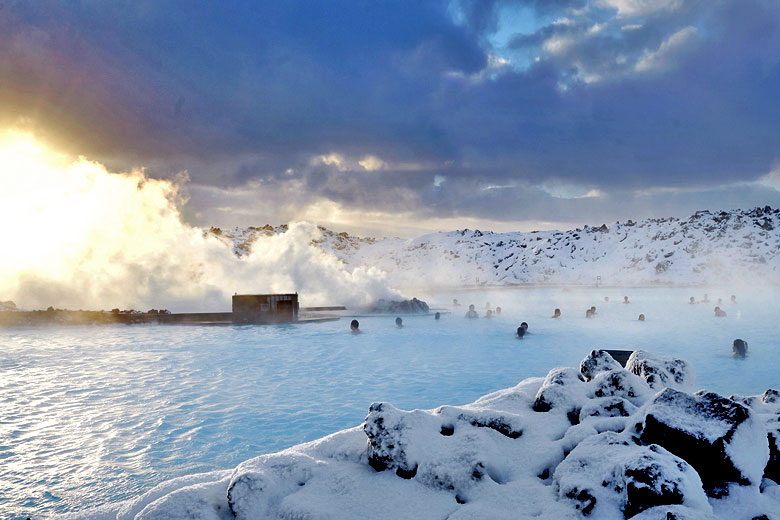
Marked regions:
[0,131,400,311]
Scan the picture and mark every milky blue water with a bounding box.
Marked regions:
[1,287,778,518]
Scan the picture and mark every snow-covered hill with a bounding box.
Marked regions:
[208,207,780,288]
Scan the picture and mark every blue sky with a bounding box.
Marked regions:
[2,0,779,235]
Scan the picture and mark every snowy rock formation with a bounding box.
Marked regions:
[367,297,430,314]
[74,350,780,520]
[209,207,780,287]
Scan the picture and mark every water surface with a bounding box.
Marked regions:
[1,287,777,518]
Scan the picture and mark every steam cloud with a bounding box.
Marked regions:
[0,131,400,311]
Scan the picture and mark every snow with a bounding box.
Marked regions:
[50,350,780,520]
[212,207,780,288]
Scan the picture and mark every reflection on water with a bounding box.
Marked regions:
[1,287,777,518]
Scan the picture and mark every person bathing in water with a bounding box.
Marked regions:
[714,306,727,317]
[465,304,479,319]
[623,296,630,304]
[585,308,593,318]
[638,314,645,321]
[350,319,361,333]
[733,339,748,358]
[516,327,525,339]
[434,312,441,320]
[485,309,493,318]
[689,296,696,305]
[452,298,461,307]
[395,317,403,328]
[731,295,737,304]
[495,306,502,315]
[520,322,529,334]
[552,308,561,318]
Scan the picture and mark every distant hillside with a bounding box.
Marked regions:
[207,207,780,287]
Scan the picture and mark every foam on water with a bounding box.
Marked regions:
[1,287,777,518]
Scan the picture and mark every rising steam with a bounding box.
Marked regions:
[0,130,400,311]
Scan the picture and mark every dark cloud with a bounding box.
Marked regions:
[2,0,780,229]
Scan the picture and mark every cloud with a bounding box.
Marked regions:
[1,0,780,233]
[634,26,698,73]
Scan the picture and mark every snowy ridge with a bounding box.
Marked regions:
[210,207,780,288]
[59,350,780,519]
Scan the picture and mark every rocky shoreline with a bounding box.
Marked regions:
[63,350,780,519]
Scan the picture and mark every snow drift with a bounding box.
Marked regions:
[55,350,780,520]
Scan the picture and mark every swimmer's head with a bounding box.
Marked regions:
[495,306,502,314]
[590,306,596,312]
[714,306,720,312]
[350,319,360,331]
[469,304,475,311]
[517,327,525,338]
[638,314,645,321]
[553,308,561,317]
[690,297,695,303]
[486,309,493,317]
[623,296,629,303]
[395,317,403,327]
[604,296,609,302]
[434,312,441,320]
[733,338,747,358]
[520,322,528,331]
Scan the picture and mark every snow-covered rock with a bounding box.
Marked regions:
[209,206,780,287]
[367,297,430,314]
[635,389,770,497]
[63,351,780,519]
[553,432,711,518]
[627,351,696,392]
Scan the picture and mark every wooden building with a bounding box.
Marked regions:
[232,293,299,324]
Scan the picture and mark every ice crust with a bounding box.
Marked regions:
[52,350,780,520]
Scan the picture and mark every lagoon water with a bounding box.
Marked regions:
[1,287,778,518]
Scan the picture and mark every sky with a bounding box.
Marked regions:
[2,0,779,237]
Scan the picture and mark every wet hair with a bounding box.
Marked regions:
[585,309,593,318]
[517,327,525,338]
[733,339,747,358]
[350,319,359,330]
[469,304,475,310]
[520,322,528,331]
[552,308,561,317]
[590,306,596,312]
[495,306,501,314]
[395,317,403,327]
[623,296,629,303]
[434,312,441,320]
[638,314,645,321]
